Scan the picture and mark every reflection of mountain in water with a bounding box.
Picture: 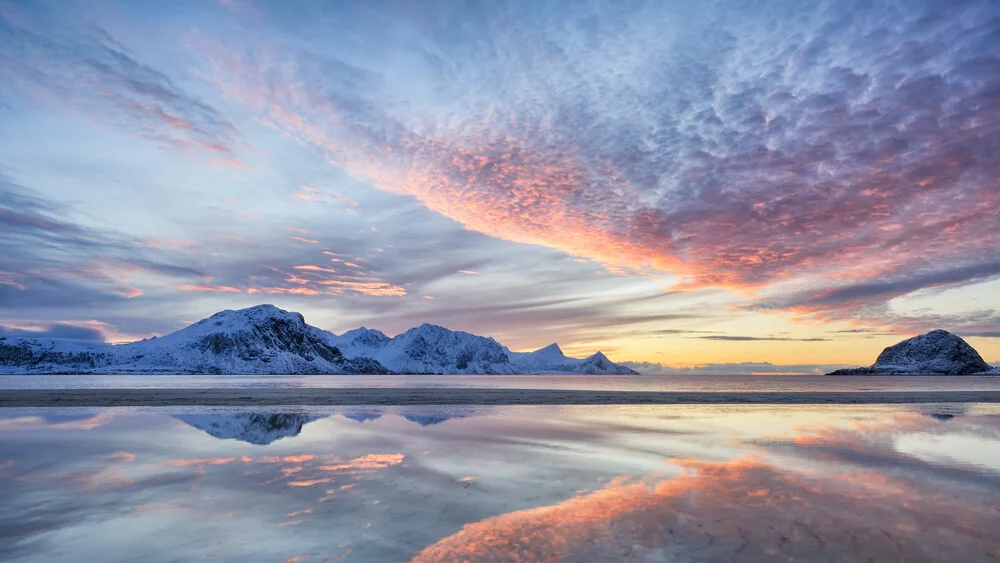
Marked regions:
[176,406,495,444]
[913,404,968,422]
[340,406,496,426]
[175,413,319,445]
[342,410,383,423]
[403,415,452,426]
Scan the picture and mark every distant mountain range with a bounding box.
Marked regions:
[0,304,637,375]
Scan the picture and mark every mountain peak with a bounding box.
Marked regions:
[207,304,304,325]
[586,351,610,362]
[538,343,563,355]
[413,323,450,333]
[113,305,391,375]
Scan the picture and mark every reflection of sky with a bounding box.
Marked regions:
[2,0,1000,367]
[1,405,999,561]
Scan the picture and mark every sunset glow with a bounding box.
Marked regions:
[1,0,998,368]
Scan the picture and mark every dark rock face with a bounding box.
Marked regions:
[578,352,641,375]
[386,324,516,374]
[0,338,112,373]
[828,330,991,375]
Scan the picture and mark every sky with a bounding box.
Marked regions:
[1,0,998,368]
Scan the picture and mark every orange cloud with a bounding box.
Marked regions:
[253,261,406,297]
[192,38,1000,333]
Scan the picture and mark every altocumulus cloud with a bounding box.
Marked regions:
[0,0,998,347]
[0,1,241,158]
[192,0,1000,326]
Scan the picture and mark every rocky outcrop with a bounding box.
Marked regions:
[828,330,992,375]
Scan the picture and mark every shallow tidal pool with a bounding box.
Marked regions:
[1,403,998,562]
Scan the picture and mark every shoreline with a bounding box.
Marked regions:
[2,388,999,407]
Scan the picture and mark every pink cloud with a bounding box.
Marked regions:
[176,283,244,293]
[191,24,999,330]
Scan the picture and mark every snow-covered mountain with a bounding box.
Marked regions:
[115,305,390,374]
[828,330,993,375]
[0,337,114,373]
[176,413,318,445]
[332,327,391,358]
[0,305,389,374]
[330,323,518,374]
[0,304,637,375]
[505,343,639,375]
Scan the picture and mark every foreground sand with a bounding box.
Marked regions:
[2,388,999,407]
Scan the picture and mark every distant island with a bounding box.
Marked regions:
[0,304,637,375]
[828,330,999,375]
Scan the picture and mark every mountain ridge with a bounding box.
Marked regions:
[0,304,635,375]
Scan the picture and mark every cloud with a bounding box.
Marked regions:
[0,322,106,341]
[0,171,207,302]
[0,2,241,157]
[694,335,830,342]
[623,361,849,375]
[191,0,1000,326]
[758,261,1000,314]
[3,0,998,349]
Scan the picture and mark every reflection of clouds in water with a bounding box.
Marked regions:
[1,406,999,562]
[413,413,1000,562]
[0,411,115,430]
[0,438,408,561]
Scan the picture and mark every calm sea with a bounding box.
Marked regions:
[2,375,999,561]
[2,373,999,391]
[1,403,998,561]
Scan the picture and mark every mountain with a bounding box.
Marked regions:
[0,337,114,373]
[0,305,390,374]
[115,305,390,374]
[0,304,636,375]
[342,410,384,423]
[176,413,318,445]
[506,343,639,375]
[333,327,391,358]
[331,323,518,374]
[828,330,993,375]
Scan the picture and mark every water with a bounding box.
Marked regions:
[3,373,999,391]
[1,402,998,562]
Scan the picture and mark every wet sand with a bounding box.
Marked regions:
[1,388,999,407]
